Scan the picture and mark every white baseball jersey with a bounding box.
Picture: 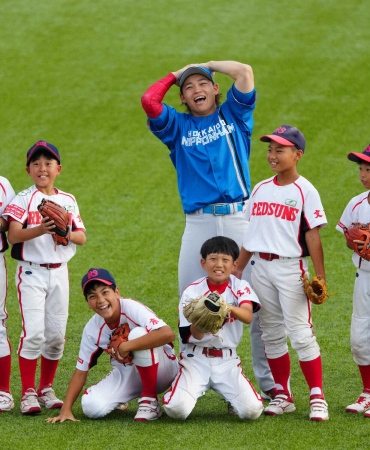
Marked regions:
[179,274,260,350]
[0,176,15,253]
[243,175,327,256]
[163,275,263,420]
[3,185,85,263]
[336,191,370,271]
[77,297,170,371]
[336,191,370,365]
[0,176,15,358]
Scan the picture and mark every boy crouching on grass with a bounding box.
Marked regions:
[47,268,178,423]
[163,236,263,420]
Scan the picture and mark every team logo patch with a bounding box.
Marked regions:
[285,198,297,207]
[25,271,32,275]
[64,205,75,212]
[18,188,31,196]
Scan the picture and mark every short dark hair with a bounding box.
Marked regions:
[200,236,240,261]
[27,149,60,166]
[83,281,116,300]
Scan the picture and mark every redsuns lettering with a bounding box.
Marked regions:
[251,202,299,221]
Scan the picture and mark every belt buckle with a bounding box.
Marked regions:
[45,264,52,270]
[213,204,228,216]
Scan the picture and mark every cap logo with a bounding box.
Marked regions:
[364,145,370,155]
[275,126,287,134]
[87,269,99,279]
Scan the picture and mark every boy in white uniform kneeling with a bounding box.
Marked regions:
[163,236,263,420]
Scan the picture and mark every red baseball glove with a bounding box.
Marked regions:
[344,222,370,261]
[37,198,70,247]
[108,323,133,364]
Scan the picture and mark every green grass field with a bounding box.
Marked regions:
[1,0,369,448]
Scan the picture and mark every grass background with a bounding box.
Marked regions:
[0,0,369,448]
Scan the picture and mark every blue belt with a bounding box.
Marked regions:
[202,202,244,216]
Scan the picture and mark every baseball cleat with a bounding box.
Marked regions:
[309,396,329,421]
[21,389,42,415]
[261,388,278,401]
[346,392,370,414]
[264,393,296,415]
[0,391,14,412]
[134,397,162,421]
[37,387,63,409]
[227,402,237,415]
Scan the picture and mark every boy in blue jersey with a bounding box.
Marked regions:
[141,61,276,399]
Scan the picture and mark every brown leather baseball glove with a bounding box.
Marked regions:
[303,274,328,305]
[183,291,229,335]
[344,222,370,261]
[37,198,70,247]
[108,323,133,364]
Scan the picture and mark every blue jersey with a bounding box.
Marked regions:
[148,85,256,213]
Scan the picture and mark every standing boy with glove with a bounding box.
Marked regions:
[3,141,86,415]
[46,268,178,423]
[235,125,329,421]
[163,236,263,420]
[336,145,370,417]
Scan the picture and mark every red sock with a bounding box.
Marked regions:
[358,365,370,392]
[19,356,38,396]
[267,353,291,394]
[136,363,159,399]
[38,356,59,393]
[299,356,323,396]
[0,355,11,393]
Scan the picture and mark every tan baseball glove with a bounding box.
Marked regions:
[183,291,229,335]
[303,274,328,305]
[108,323,133,364]
[37,198,70,248]
[344,222,370,261]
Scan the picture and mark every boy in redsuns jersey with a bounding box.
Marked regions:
[4,141,86,415]
[236,125,329,421]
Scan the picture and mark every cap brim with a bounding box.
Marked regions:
[347,152,370,164]
[260,135,295,146]
[82,278,113,292]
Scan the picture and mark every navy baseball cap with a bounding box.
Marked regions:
[260,125,306,152]
[81,268,116,293]
[347,145,370,164]
[26,141,60,165]
[178,66,214,91]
